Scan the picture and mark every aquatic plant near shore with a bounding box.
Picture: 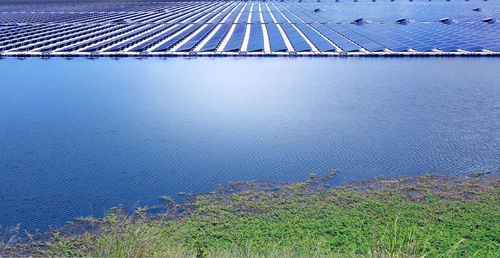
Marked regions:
[2,171,499,257]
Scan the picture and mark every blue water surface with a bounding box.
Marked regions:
[0,57,499,233]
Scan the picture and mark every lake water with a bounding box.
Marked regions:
[0,57,499,233]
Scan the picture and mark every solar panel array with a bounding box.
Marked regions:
[0,0,499,57]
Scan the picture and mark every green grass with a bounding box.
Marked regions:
[4,172,499,257]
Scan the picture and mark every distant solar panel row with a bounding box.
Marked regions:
[0,0,499,56]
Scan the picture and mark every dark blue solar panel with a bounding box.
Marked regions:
[130,23,188,52]
[238,12,249,24]
[81,24,154,52]
[199,23,231,52]
[247,24,263,52]
[268,5,288,23]
[310,23,360,52]
[58,24,142,52]
[345,24,410,52]
[1,1,499,56]
[266,23,287,52]
[235,3,251,24]
[221,4,244,24]
[333,24,386,52]
[223,23,246,52]
[38,24,124,52]
[152,23,205,52]
[176,23,218,52]
[0,24,83,50]
[250,10,261,24]
[275,6,302,24]
[463,46,485,52]
[0,24,64,43]
[262,11,274,23]
[295,23,336,52]
[106,24,172,52]
[280,23,311,52]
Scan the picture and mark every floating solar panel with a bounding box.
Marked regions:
[280,23,311,52]
[247,24,264,52]
[152,23,208,52]
[221,3,244,24]
[294,23,337,52]
[82,24,156,52]
[334,24,386,52]
[0,0,498,56]
[223,23,246,52]
[267,4,289,23]
[262,11,274,23]
[58,24,144,52]
[22,24,121,52]
[199,23,232,52]
[250,9,261,23]
[277,7,302,23]
[266,23,287,52]
[238,11,250,24]
[310,23,361,52]
[176,24,218,52]
[129,24,185,52]
[105,24,171,52]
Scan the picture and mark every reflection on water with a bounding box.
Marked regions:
[0,57,498,232]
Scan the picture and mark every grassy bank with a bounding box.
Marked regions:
[2,171,499,257]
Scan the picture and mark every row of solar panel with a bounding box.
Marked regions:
[282,2,500,23]
[0,2,218,24]
[0,3,199,13]
[0,1,240,48]
[0,2,231,51]
[0,6,200,25]
[1,1,498,54]
[5,21,499,54]
[3,21,499,53]
[1,2,497,26]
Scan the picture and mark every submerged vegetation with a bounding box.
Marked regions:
[2,170,499,257]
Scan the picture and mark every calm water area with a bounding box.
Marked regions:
[0,57,498,232]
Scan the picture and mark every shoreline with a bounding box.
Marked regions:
[2,170,498,256]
